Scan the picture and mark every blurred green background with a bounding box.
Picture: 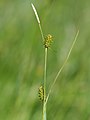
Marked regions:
[0,0,90,120]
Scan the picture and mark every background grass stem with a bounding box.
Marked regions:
[45,30,79,104]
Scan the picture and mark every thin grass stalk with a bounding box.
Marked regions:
[31,3,47,120]
[43,48,47,120]
[45,30,79,104]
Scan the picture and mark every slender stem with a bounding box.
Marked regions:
[43,48,48,120]
[45,30,79,104]
[44,48,47,101]
[31,3,47,120]
[39,23,45,42]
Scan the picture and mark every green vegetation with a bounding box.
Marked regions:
[0,0,90,120]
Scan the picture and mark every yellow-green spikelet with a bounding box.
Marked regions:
[44,34,53,48]
[38,86,44,102]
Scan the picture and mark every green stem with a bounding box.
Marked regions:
[43,48,47,120]
[31,3,47,120]
[46,30,79,104]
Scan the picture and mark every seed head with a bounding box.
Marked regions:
[44,34,53,48]
[38,86,44,102]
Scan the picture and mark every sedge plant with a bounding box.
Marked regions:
[31,3,79,120]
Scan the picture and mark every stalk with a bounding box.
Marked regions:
[43,48,47,120]
[46,30,79,104]
[31,3,47,120]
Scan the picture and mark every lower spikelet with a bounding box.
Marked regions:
[38,86,44,102]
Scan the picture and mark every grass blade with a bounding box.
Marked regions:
[46,30,79,104]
